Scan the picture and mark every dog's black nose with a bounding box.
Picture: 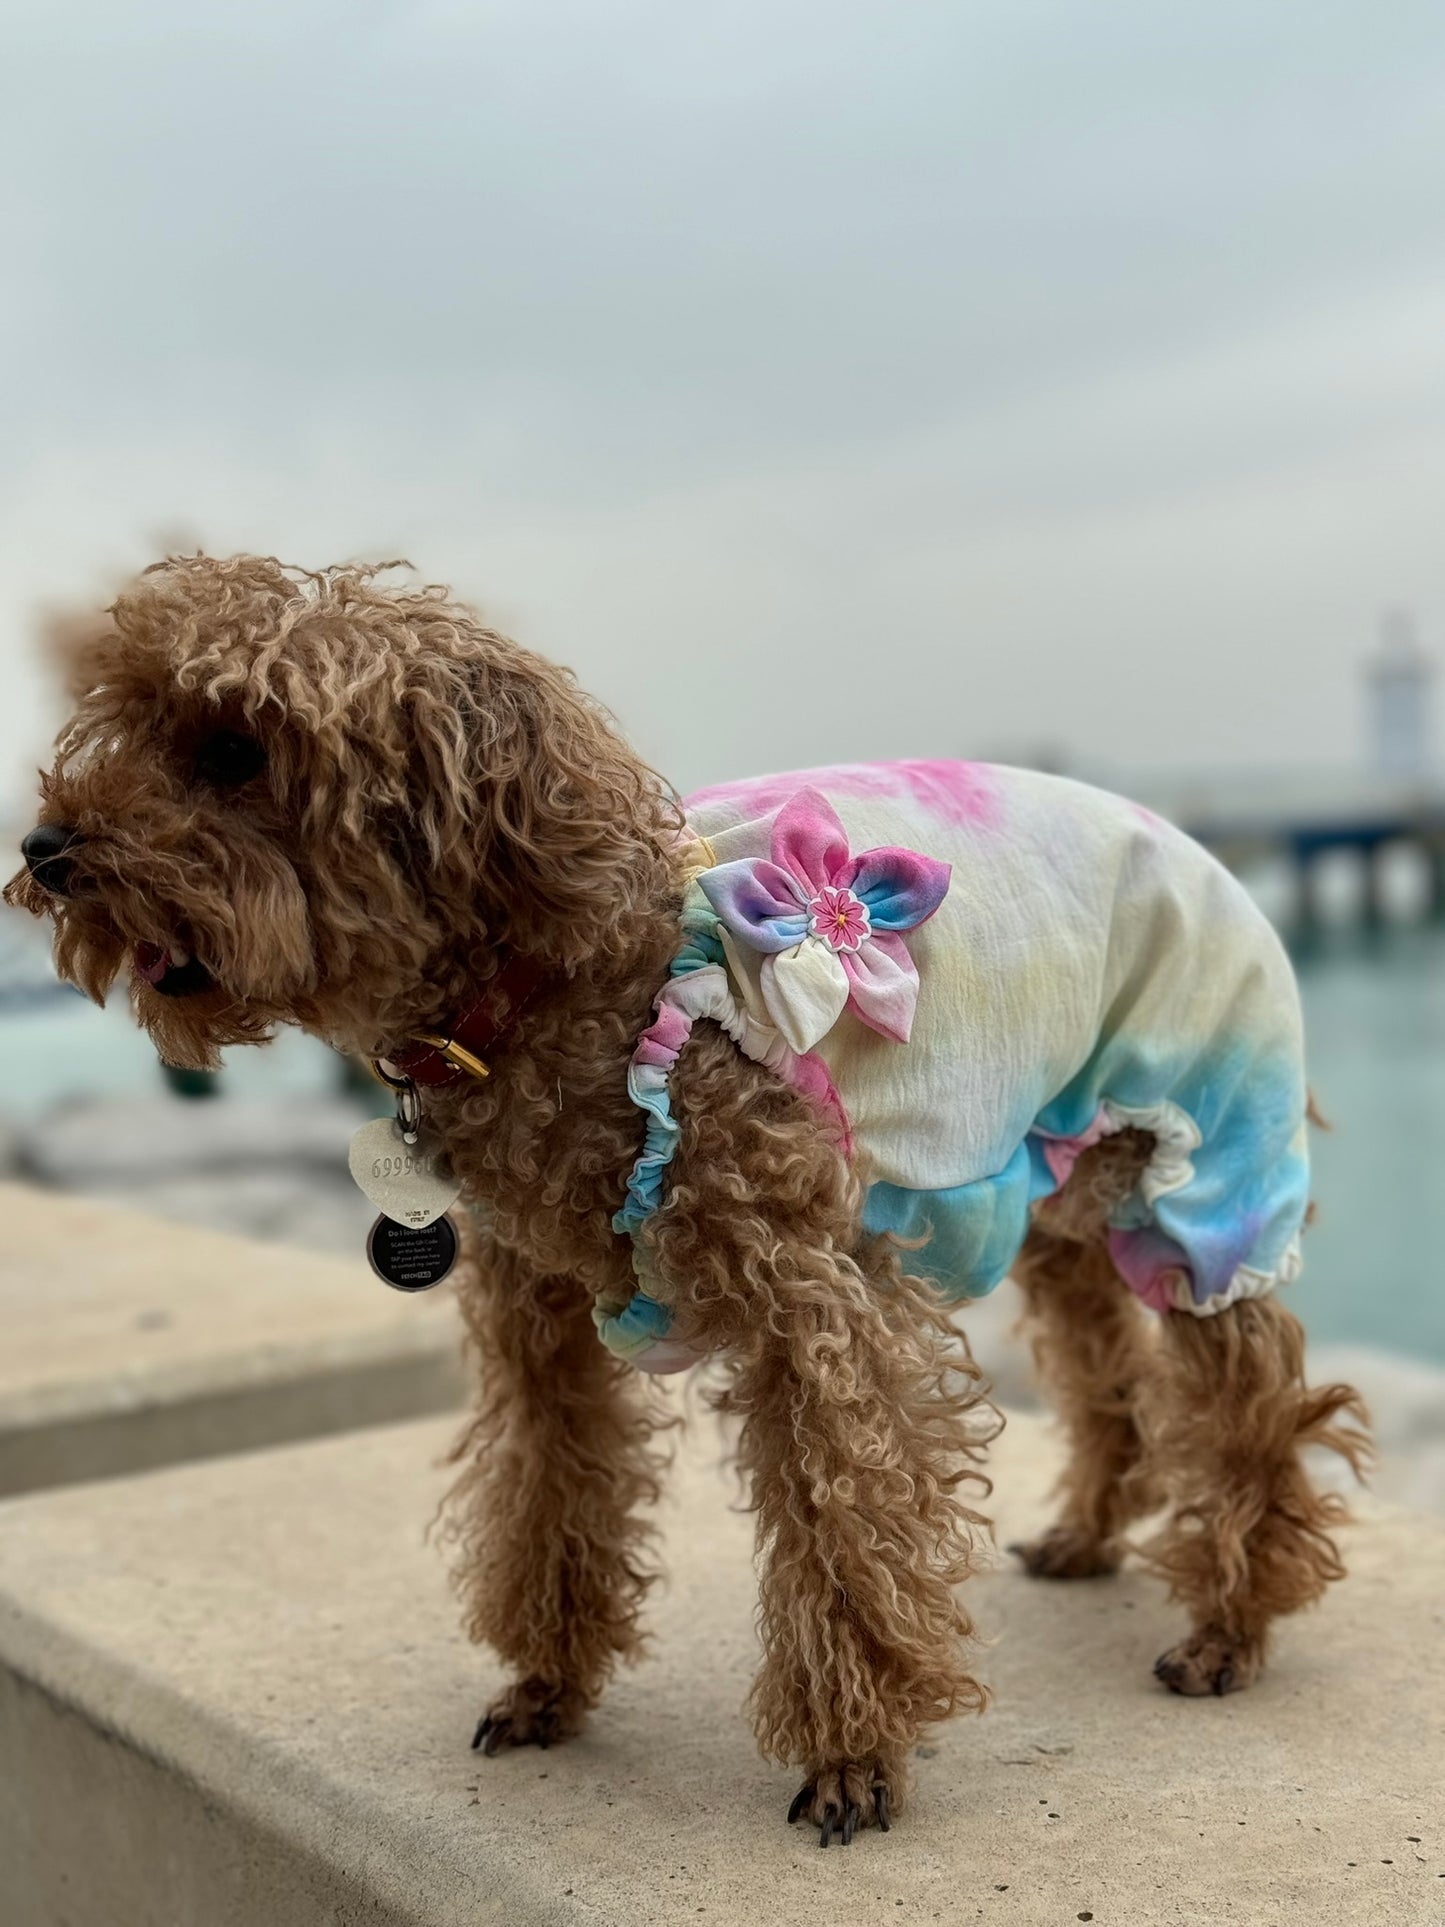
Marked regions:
[21,822,81,896]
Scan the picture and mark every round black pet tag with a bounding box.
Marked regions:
[366,1212,458,1292]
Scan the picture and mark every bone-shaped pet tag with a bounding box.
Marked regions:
[348,1116,461,1230]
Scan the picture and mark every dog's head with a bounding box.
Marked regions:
[6,553,675,1069]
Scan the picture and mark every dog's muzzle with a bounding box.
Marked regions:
[21,823,81,898]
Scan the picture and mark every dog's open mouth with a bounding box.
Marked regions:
[134,941,215,999]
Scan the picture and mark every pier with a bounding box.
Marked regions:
[1141,773,1445,932]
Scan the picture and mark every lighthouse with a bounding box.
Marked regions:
[1368,610,1434,783]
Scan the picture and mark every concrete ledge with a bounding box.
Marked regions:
[0,1410,1439,1926]
[0,1183,465,1495]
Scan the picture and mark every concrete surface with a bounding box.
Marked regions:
[0,1183,465,1495]
[0,1409,1439,1927]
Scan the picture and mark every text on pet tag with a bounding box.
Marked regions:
[348,1116,461,1229]
[366,1213,459,1292]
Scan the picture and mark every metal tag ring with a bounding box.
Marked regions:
[394,1078,422,1144]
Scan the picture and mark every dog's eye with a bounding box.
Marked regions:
[194,729,267,789]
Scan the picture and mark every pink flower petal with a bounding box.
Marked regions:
[839,931,920,1043]
[769,788,851,898]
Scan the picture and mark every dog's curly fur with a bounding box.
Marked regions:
[7,553,1371,1842]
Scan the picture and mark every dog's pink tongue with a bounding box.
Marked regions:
[135,942,170,986]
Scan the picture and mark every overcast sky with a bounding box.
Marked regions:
[4,0,1445,812]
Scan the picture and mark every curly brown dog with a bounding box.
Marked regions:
[7,554,1369,1847]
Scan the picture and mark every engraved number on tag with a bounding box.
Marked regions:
[348,1115,462,1229]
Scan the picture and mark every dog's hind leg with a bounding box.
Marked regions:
[1010,1223,1162,1578]
[1009,1128,1163,1579]
[1142,1295,1370,1696]
[443,1232,669,1753]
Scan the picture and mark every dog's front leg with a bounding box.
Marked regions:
[657,1028,993,1843]
[444,1233,667,1754]
[714,1259,991,1842]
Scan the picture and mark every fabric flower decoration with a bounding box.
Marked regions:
[697,788,951,1053]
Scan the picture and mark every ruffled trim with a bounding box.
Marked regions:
[1034,1097,1202,1213]
[1179,1234,1303,1318]
[1039,1097,1300,1317]
[1109,1228,1302,1317]
[602,878,850,1370]
[1099,1097,1203,1204]
[591,1285,702,1374]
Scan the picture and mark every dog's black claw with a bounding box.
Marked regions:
[471,1716,493,1751]
[481,1719,511,1758]
[1213,1665,1234,1697]
[792,1775,886,1842]
[1153,1655,1176,1683]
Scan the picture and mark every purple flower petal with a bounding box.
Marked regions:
[698,858,809,954]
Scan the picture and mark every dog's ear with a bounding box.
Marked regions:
[396,627,680,968]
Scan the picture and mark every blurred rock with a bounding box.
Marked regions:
[18,1092,374,1187]
[13,1091,378,1255]
[81,1170,377,1253]
[0,1112,24,1181]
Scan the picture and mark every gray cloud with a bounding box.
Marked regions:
[4,0,1445,805]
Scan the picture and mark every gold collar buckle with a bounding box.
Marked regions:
[415,1032,491,1080]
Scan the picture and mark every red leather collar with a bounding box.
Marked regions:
[387,952,550,1088]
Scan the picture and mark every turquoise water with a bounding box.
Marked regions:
[1293,925,1445,1361]
[8,923,1444,1362]
[6,986,349,1112]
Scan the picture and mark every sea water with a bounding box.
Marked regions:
[1295,924,1445,1362]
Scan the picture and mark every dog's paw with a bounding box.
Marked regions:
[1153,1626,1263,1698]
[787,1761,900,1847]
[1009,1525,1121,1580]
[471,1676,587,1756]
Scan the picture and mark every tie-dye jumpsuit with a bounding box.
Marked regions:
[597,761,1308,1374]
